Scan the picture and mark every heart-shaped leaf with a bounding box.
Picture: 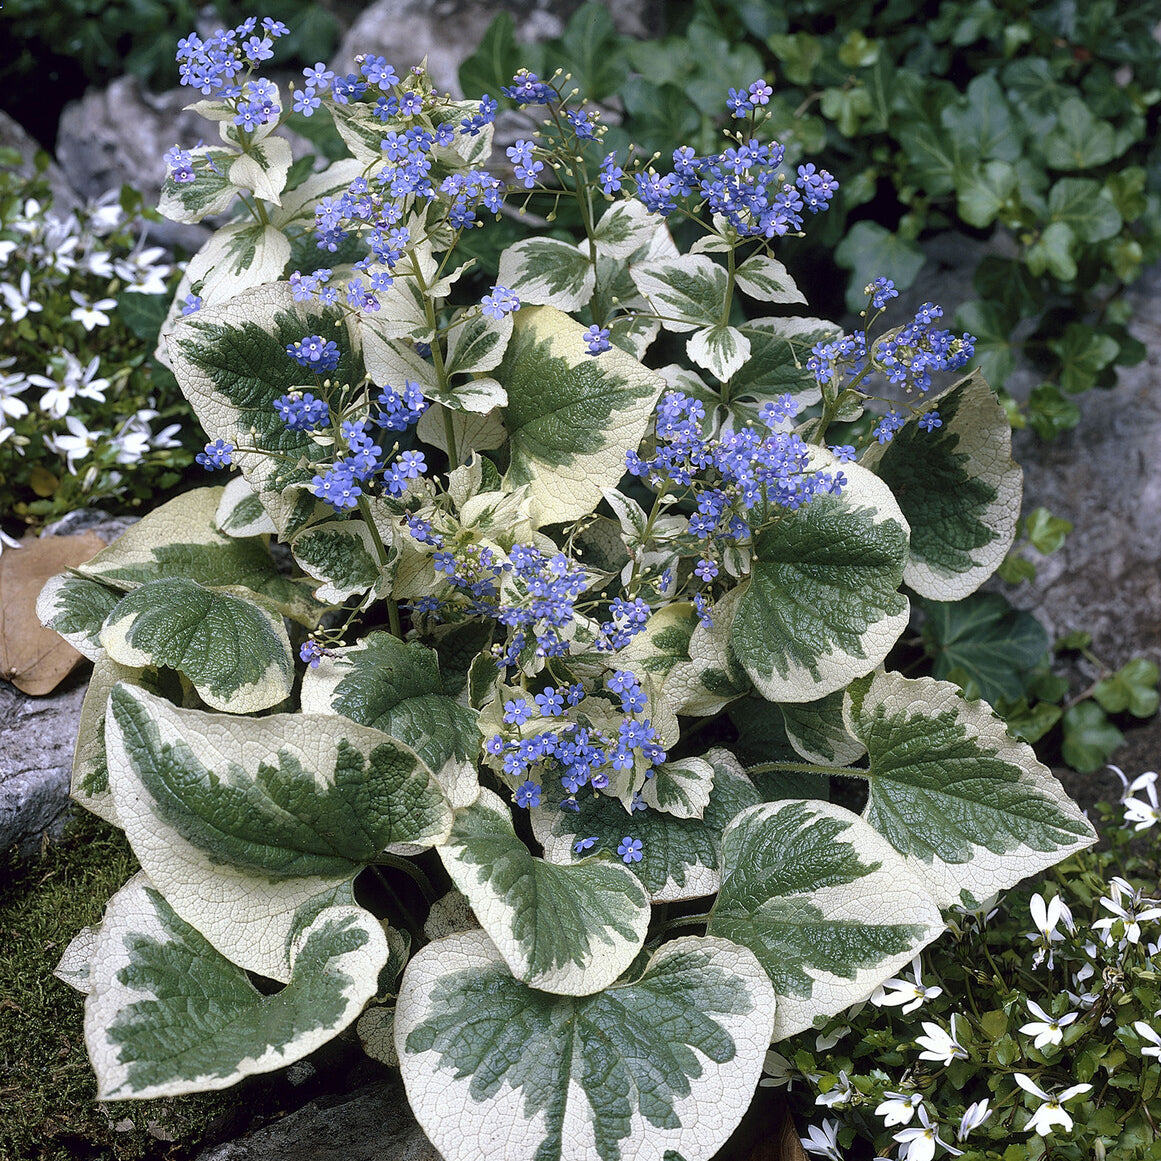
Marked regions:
[708,799,943,1039]
[846,670,1097,907]
[439,789,650,994]
[397,930,776,1161]
[84,874,387,1099]
[731,457,910,701]
[105,683,451,979]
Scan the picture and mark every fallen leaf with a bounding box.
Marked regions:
[0,532,106,695]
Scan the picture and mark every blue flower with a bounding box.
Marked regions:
[617,836,644,863]
[503,699,532,726]
[574,836,599,853]
[195,438,233,470]
[302,63,334,91]
[583,324,611,355]
[180,293,202,316]
[535,686,565,717]
[515,780,542,809]
[287,334,340,373]
[918,410,943,432]
[481,284,520,319]
[299,639,326,668]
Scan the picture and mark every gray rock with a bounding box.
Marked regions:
[194,1075,441,1161]
[1009,261,1161,800]
[333,0,660,98]
[0,511,136,857]
[0,109,79,212]
[56,76,214,254]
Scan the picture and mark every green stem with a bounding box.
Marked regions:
[374,853,439,904]
[654,911,713,938]
[356,494,402,638]
[746,760,863,780]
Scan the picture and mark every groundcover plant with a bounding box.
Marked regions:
[40,20,1096,1161]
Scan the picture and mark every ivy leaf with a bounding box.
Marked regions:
[397,930,775,1161]
[862,371,1021,601]
[731,457,910,701]
[104,682,451,980]
[957,160,1017,229]
[1048,178,1123,244]
[1049,323,1120,394]
[1040,97,1122,170]
[83,874,386,1099]
[846,670,1096,908]
[1026,221,1077,282]
[834,222,927,311]
[708,799,943,1039]
[1093,659,1160,718]
[501,305,664,526]
[919,592,1049,704]
[1061,702,1125,773]
[438,788,649,994]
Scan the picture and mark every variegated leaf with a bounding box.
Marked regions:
[228,134,293,205]
[85,873,386,1098]
[157,145,240,224]
[630,254,727,333]
[687,324,751,382]
[397,930,775,1161]
[100,578,293,713]
[183,220,291,306]
[708,799,944,1039]
[214,474,276,537]
[501,305,664,525]
[104,683,451,980]
[779,690,867,767]
[731,457,910,701]
[845,670,1097,908]
[438,788,650,994]
[861,371,1021,600]
[497,238,595,311]
[36,571,121,661]
[733,255,807,304]
[301,631,481,810]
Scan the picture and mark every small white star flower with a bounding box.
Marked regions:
[815,1070,854,1108]
[871,955,943,1014]
[893,1105,963,1161]
[800,1117,843,1161]
[875,1090,923,1126]
[1013,1073,1091,1136]
[1018,999,1078,1049]
[915,1013,968,1066]
[956,1099,992,1140]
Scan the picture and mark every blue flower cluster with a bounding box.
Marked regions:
[176,19,289,124]
[424,540,589,663]
[626,389,845,557]
[274,391,330,431]
[808,297,976,397]
[287,335,340,374]
[486,667,666,824]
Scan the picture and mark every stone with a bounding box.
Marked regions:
[333,0,661,98]
[56,76,214,254]
[193,1074,441,1161]
[0,109,79,212]
[0,510,136,858]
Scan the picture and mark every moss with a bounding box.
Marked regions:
[0,811,244,1161]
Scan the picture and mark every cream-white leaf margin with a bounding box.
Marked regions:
[845,670,1097,907]
[84,872,386,1100]
[437,788,650,995]
[104,684,451,982]
[395,929,776,1161]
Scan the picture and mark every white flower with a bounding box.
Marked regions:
[956,1099,992,1140]
[1121,773,1160,831]
[115,246,172,294]
[46,415,101,473]
[1093,877,1161,945]
[800,1118,843,1161]
[893,1105,963,1161]
[871,955,943,1014]
[875,1090,923,1126]
[68,290,117,331]
[0,528,22,556]
[1133,1021,1161,1058]
[1018,998,1078,1049]
[759,1049,795,1089]
[815,1070,853,1108]
[915,1013,968,1066]
[1026,892,1069,967]
[0,360,30,421]
[1013,1073,1091,1136]
[0,270,43,322]
[0,239,17,266]
[29,353,109,419]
